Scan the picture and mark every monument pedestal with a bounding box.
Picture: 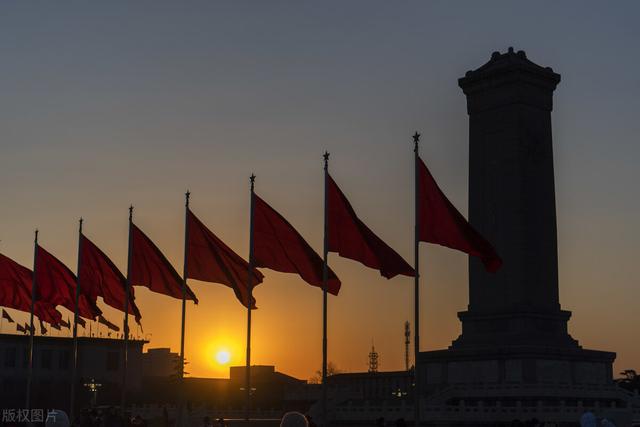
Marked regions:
[417,343,628,425]
[420,346,615,393]
[454,309,577,348]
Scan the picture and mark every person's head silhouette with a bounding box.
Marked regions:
[280,412,309,427]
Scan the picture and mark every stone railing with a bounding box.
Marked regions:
[332,398,640,425]
[129,404,284,423]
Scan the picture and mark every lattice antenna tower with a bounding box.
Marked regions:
[368,341,379,373]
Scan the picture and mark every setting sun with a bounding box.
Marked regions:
[201,338,242,376]
[216,349,231,365]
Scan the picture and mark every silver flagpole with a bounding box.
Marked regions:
[413,132,421,427]
[321,152,330,427]
[70,218,84,420]
[179,191,190,427]
[26,229,38,409]
[245,174,256,426]
[122,206,133,416]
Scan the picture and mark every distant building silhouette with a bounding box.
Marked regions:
[122,364,313,422]
[0,333,145,411]
[229,365,305,408]
[328,370,411,401]
[135,364,307,411]
[142,347,180,378]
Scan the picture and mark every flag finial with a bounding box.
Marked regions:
[34,229,39,242]
[79,217,84,233]
[413,132,421,152]
[323,151,330,170]
[185,190,190,207]
[250,174,256,191]
[129,205,134,222]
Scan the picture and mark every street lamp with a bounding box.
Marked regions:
[83,378,102,407]
[239,386,257,396]
[392,388,408,398]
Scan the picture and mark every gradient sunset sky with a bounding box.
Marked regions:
[1,1,638,379]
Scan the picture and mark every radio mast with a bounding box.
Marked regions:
[368,342,378,373]
[404,321,411,371]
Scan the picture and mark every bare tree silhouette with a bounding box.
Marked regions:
[309,361,342,384]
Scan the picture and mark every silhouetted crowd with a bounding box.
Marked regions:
[71,408,145,427]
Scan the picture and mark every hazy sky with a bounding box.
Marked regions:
[1,1,638,379]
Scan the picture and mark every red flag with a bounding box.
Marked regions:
[60,317,70,329]
[2,309,14,323]
[98,315,120,332]
[75,316,86,328]
[187,209,264,308]
[0,255,29,309]
[130,224,198,303]
[0,253,63,326]
[37,304,64,326]
[0,253,35,312]
[80,234,142,323]
[327,174,415,279]
[35,245,101,320]
[253,194,341,294]
[418,157,502,272]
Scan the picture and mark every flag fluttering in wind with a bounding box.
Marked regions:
[417,157,502,272]
[98,315,120,332]
[252,193,341,294]
[0,253,29,312]
[327,174,415,279]
[2,309,14,324]
[130,224,198,303]
[24,322,34,334]
[186,209,264,308]
[0,253,63,325]
[60,317,71,329]
[36,246,101,320]
[38,305,64,327]
[80,234,142,323]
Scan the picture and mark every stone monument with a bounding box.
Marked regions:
[417,48,635,425]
